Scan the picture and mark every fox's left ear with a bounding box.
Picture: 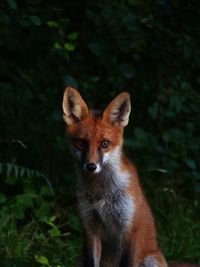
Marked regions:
[103,92,131,127]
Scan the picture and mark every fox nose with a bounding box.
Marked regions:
[85,162,97,172]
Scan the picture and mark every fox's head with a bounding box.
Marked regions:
[62,87,131,174]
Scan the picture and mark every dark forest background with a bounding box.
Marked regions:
[0,0,199,266]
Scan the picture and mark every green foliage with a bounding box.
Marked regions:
[0,162,53,225]
[0,209,81,266]
[35,255,50,266]
[0,0,200,265]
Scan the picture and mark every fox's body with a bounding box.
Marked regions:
[62,88,197,267]
[77,152,165,267]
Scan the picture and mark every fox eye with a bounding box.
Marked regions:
[100,140,110,149]
[75,139,87,150]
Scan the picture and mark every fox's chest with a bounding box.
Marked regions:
[78,188,134,238]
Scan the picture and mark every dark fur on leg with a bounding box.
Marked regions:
[75,258,83,267]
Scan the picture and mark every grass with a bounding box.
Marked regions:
[0,174,199,267]
[0,214,82,267]
[157,197,200,263]
[144,175,200,264]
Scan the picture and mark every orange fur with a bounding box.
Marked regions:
[66,116,123,165]
[62,88,199,267]
[121,157,167,267]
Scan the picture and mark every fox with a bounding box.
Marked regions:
[62,87,199,267]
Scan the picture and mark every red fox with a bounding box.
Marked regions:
[62,87,198,267]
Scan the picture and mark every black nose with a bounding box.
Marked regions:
[86,163,97,172]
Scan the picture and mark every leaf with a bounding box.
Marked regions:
[162,132,169,143]
[53,42,62,50]
[35,255,50,266]
[67,213,80,231]
[63,74,79,88]
[14,164,19,178]
[193,172,200,181]
[0,193,6,204]
[0,12,10,24]
[6,166,17,186]
[26,168,31,178]
[6,163,13,178]
[185,159,196,170]
[64,43,75,51]
[67,32,79,40]
[148,102,159,120]
[119,64,135,79]
[44,216,56,227]
[195,183,200,193]
[44,217,61,237]
[6,0,17,10]
[134,128,149,143]
[30,15,42,26]
[20,166,26,178]
[123,13,137,31]
[88,42,104,56]
[16,194,35,209]
[20,19,31,27]
[39,185,54,197]
[170,95,183,113]
[34,202,51,219]
[46,20,58,28]
[48,227,61,237]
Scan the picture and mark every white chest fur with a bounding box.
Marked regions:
[77,151,135,240]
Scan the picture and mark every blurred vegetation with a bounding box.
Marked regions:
[0,0,200,266]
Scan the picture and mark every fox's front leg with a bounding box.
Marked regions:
[83,233,101,267]
[100,238,123,267]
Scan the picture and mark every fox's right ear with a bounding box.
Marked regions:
[103,92,131,127]
[62,87,89,125]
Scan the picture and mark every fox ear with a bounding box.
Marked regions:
[62,87,89,125]
[103,92,131,127]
